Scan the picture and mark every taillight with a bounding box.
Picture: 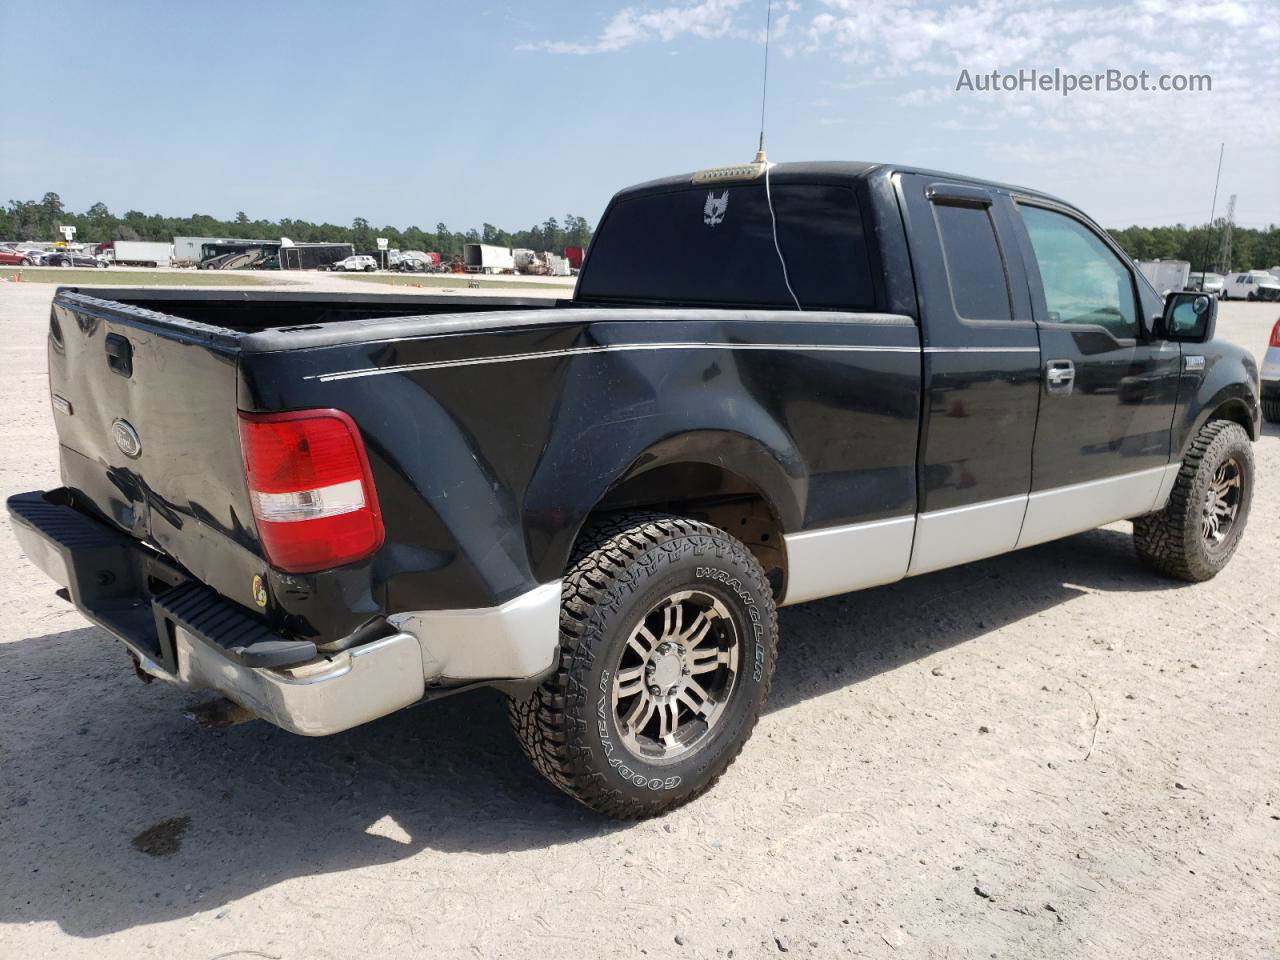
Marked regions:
[238,409,384,573]
[1270,318,1280,348]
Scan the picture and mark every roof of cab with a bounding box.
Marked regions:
[613,160,1077,213]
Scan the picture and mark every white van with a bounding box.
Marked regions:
[1221,270,1280,301]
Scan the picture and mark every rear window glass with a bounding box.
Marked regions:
[578,183,876,309]
[932,202,1012,320]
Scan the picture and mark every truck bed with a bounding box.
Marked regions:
[44,284,922,648]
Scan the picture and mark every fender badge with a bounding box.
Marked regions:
[251,575,268,608]
[1184,355,1205,371]
[111,419,142,458]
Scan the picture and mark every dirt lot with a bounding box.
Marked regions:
[0,282,1276,959]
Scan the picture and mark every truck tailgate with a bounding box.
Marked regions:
[48,291,264,608]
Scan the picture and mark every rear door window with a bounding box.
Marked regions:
[931,202,1012,320]
[578,183,876,309]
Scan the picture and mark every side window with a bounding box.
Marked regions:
[1018,205,1138,338]
[932,202,1012,320]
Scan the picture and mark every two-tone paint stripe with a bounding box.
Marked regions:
[308,341,1041,382]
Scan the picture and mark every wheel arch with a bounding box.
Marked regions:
[551,431,805,601]
[1175,353,1260,458]
[1183,393,1258,454]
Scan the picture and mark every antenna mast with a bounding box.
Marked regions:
[1195,143,1224,277]
[1218,194,1236,273]
[756,0,773,163]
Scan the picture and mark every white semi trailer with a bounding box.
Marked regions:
[1136,259,1190,295]
[463,243,515,274]
[108,240,172,267]
[173,236,226,265]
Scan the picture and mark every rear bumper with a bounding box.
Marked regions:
[7,489,426,736]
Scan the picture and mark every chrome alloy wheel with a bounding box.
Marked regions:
[1202,456,1243,547]
[611,589,739,763]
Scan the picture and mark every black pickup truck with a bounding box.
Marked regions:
[9,161,1260,818]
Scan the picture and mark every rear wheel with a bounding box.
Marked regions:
[1263,399,1280,424]
[1134,420,1253,581]
[510,513,777,819]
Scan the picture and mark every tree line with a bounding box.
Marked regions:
[5,192,1278,272]
[1,193,593,258]
[1107,221,1280,273]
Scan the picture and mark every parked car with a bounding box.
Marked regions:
[0,247,40,266]
[397,252,430,272]
[45,253,108,268]
[8,159,1260,819]
[1263,316,1280,423]
[1221,270,1280,301]
[322,255,378,272]
[1187,271,1224,297]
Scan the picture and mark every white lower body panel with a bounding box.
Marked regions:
[906,494,1027,577]
[779,464,1182,606]
[781,515,915,606]
[388,582,563,683]
[1016,464,1176,549]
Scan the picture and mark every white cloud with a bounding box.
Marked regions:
[535,0,749,54]
[797,0,1278,148]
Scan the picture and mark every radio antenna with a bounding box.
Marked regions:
[756,0,773,162]
[1196,142,1224,281]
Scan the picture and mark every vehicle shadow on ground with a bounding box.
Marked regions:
[0,525,1175,937]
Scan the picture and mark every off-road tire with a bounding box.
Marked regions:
[1263,399,1280,424]
[509,512,777,819]
[1134,420,1253,581]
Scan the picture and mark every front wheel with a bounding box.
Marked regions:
[1134,420,1253,581]
[510,513,777,819]
[1263,399,1280,424]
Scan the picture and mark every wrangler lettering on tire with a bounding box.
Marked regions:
[509,513,778,818]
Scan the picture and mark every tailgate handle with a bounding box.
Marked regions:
[105,334,133,378]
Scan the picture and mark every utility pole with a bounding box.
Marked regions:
[1217,194,1236,273]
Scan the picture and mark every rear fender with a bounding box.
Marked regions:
[526,428,804,586]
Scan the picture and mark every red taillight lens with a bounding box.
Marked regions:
[238,409,384,573]
[1270,318,1280,348]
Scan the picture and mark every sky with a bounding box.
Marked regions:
[2,0,1277,232]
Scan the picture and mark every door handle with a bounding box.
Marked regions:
[1045,359,1074,395]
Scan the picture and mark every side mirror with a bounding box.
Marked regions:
[1160,290,1216,343]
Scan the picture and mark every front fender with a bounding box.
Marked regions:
[1173,342,1260,457]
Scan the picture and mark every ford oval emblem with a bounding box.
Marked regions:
[111,419,142,458]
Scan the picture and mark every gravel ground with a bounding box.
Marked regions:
[0,282,1276,959]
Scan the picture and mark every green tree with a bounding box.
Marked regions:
[0,190,607,262]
